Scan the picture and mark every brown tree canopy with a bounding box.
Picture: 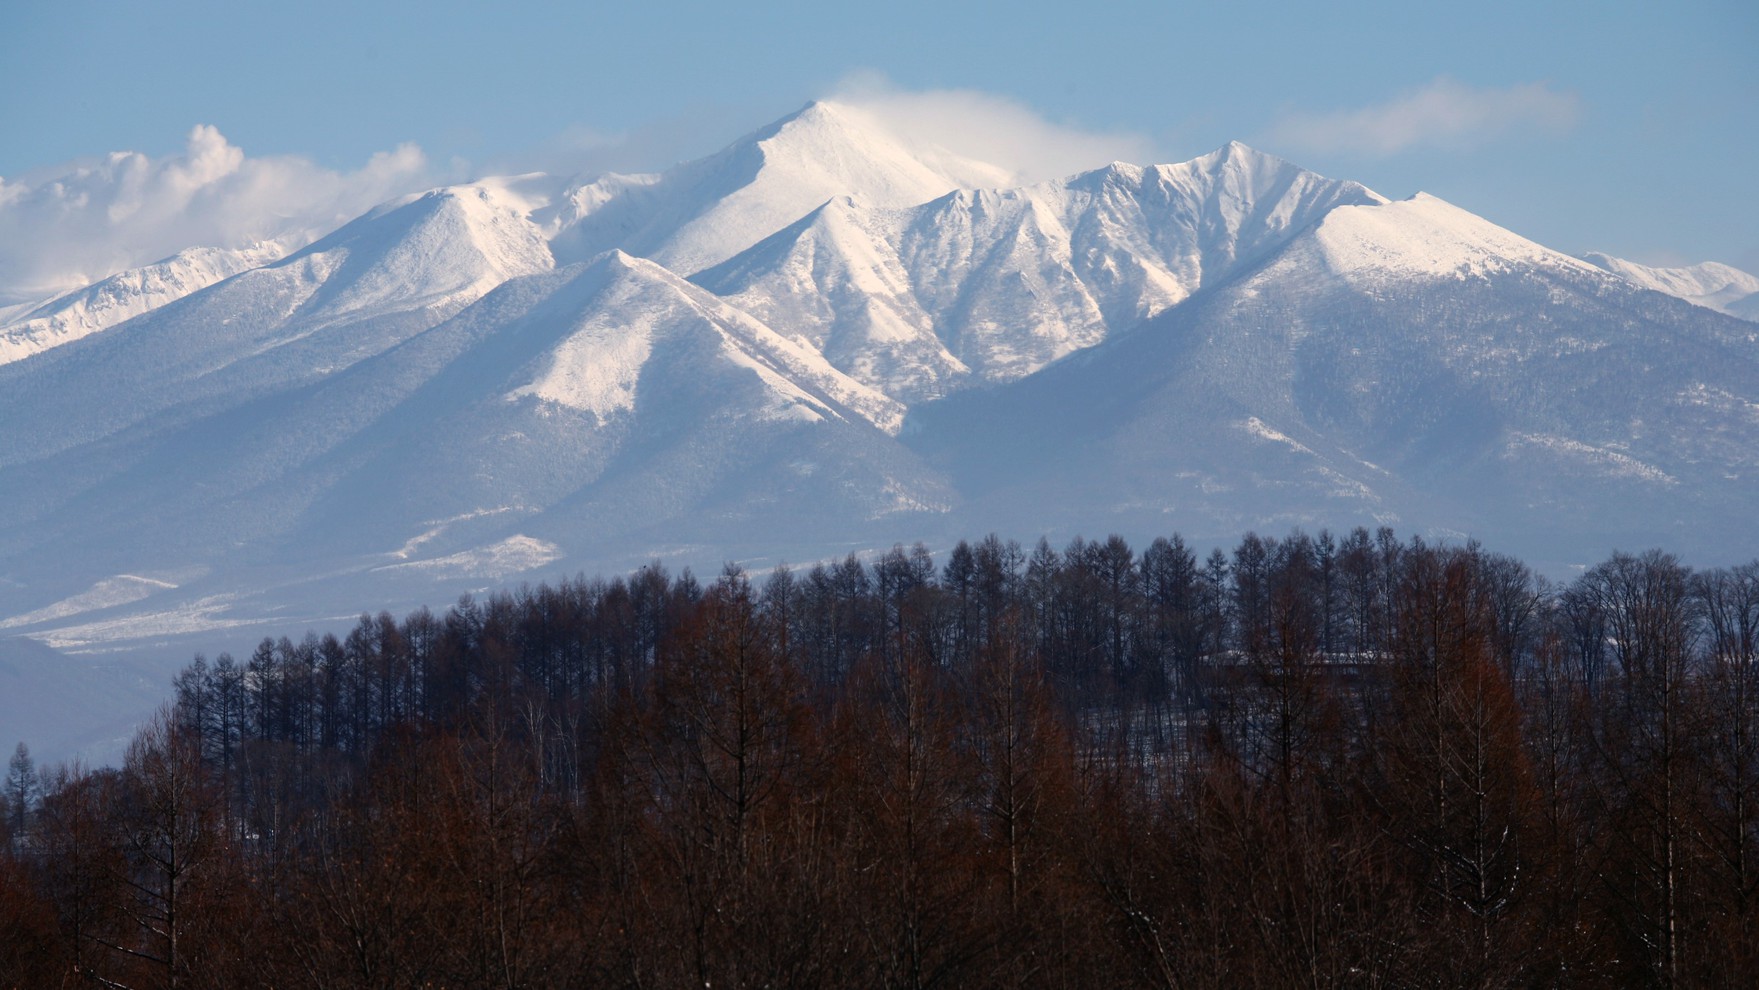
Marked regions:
[4,531,1757,989]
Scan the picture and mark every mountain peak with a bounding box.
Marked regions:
[734,99,866,153]
[746,99,1015,192]
[553,99,1014,276]
[278,180,554,321]
[1161,140,1380,203]
[1193,139,1285,171]
[778,98,862,128]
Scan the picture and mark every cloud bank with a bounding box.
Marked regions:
[1266,77,1580,157]
[829,73,1159,182]
[0,127,433,302]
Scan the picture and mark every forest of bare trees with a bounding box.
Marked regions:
[3,528,1757,988]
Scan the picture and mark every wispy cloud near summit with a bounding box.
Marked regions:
[1266,77,1581,157]
[828,73,1160,182]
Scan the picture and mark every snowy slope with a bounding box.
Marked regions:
[0,242,287,366]
[0,181,553,469]
[698,143,1381,400]
[549,100,1015,276]
[1301,192,1601,280]
[300,183,554,320]
[0,248,941,648]
[909,190,1759,561]
[693,198,964,400]
[365,252,944,562]
[510,252,903,432]
[1580,251,1759,319]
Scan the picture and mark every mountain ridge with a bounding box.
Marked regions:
[1579,250,1759,319]
[0,102,1753,708]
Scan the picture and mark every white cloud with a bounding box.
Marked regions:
[828,72,1159,182]
[1266,77,1580,157]
[0,127,433,301]
[499,82,1156,187]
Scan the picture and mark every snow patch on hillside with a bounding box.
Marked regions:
[37,595,256,651]
[374,535,563,580]
[1241,418,1382,502]
[1674,383,1759,426]
[390,507,524,560]
[1243,416,1315,455]
[509,302,653,418]
[870,478,954,517]
[0,575,180,629]
[1506,433,1677,484]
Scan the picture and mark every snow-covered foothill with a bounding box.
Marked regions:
[0,242,287,366]
[1580,251,1759,319]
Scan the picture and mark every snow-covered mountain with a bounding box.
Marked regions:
[2,100,1757,761]
[1580,251,1759,321]
[910,193,1759,559]
[0,180,554,471]
[549,101,1015,276]
[697,143,1381,400]
[0,242,287,366]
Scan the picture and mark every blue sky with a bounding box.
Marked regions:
[2,0,1754,291]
